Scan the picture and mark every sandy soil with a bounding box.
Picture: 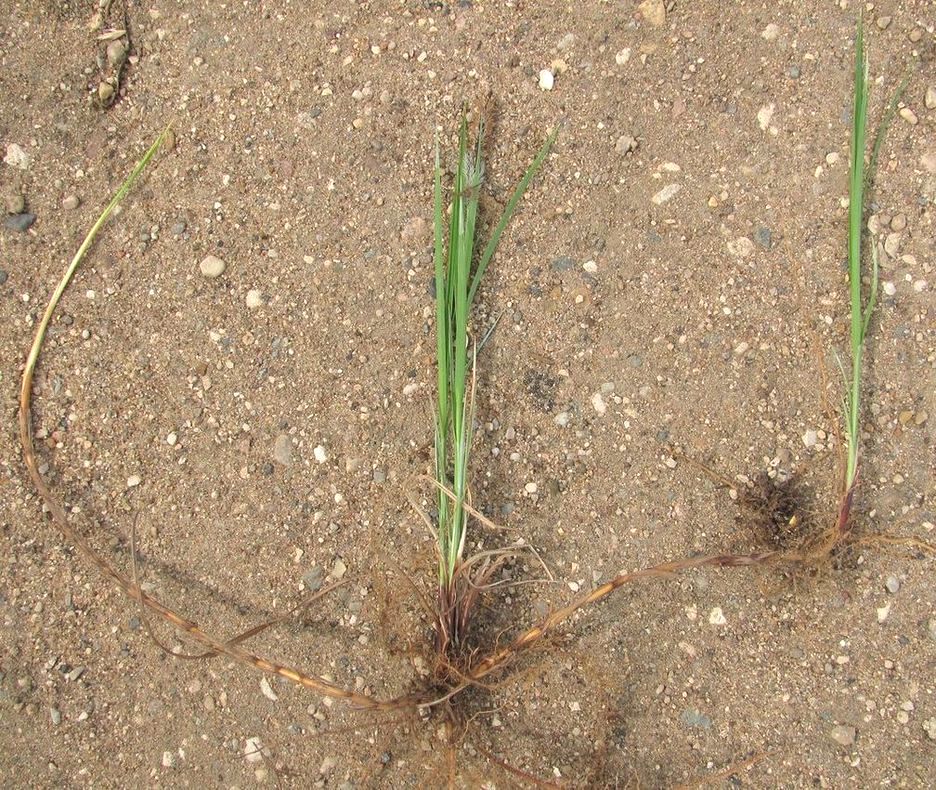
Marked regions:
[2,1,935,787]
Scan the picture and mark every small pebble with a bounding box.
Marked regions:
[372,468,386,484]
[0,270,7,285]
[876,16,892,30]
[245,289,263,308]
[3,213,36,232]
[899,107,918,125]
[885,575,900,594]
[890,214,907,232]
[199,255,226,278]
[313,445,327,464]
[538,69,554,91]
[830,725,856,747]
[272,434,292,466]
[106,39,127,67]
[708,607,727,626]
[728,236,755,258]
[551,255,574,271]
[303,566,324,591]
[98,81,115,103]
[554,411,570,427]
[926,87,936,110]
[331,558,347,580]
[525,482,538,494]
[582,260,598,274]
[615,48,631,66]
[754,226,772,249]
[924,718,936,741]
[126,474,141,488]
[3,143,30,170]
[62,195,80,210]
[638,0,666,26]
[260,677,278,702]
[171,220,187,236]
[802,429,817,448]
[400,215,427,245]
[162,751,177,769]
[244,737,265,763]
[50,708,62,725]
[166,432,178,446]
[651,183,681,205]
[591,392,607,415]
[757,103,775,131]
[922,152,936,174]
[786,64,801,79]
[761,23,779,41]
[884,232,901,257]
[615,135,638,155]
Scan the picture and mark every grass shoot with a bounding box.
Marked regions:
[836,16,907,535]
[432,112,556,653]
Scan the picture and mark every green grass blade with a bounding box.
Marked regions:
[467,126,559,308]
[844,16,869,488]
[867,64,913,194]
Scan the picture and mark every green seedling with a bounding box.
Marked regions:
[836,16,908,535]
[432,113,556,654]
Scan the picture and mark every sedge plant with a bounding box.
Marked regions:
[432,113,556,655]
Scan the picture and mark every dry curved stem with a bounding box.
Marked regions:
[461,550,780,688]
[18,129,420,713]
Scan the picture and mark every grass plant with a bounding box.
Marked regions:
[835,16,908,536]
[432,112,556,653]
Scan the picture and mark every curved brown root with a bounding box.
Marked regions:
[17,139,421,714]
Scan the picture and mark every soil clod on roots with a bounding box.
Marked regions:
[740,472,815,554]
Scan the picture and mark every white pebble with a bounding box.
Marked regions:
[708,607,727,626]
[728,237,755,258]
[761,23,779,41]
[313,445,328,464]
[651,183,681,205]
[126,474,141,488]
[244,737,265,763]
[615,48,631,66]
[3,143,30,170]
[802,429,818,448]
[245,289,263,308]
[591,392,607,415]
[538,69,554,91]
[554,411,570,427]
[757,103,775,131]
[582,260,598,274]
[166,432,178,446]
[524,481,538,494]
[883,281,896,296]
[260,677,278,702]
[199,255,226,278]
